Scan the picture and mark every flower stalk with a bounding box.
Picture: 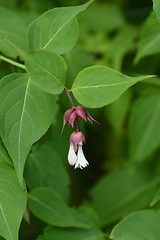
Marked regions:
[64,87,75,107]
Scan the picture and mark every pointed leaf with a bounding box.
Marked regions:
[27,0,94,54]
[0,73,56,186]
[111,210,160,240]
[0,162,27,240]
[71,66,153,108]
[23,50,67,94]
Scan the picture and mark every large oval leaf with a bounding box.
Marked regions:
[27,0,94,54]
[37,208,104,240]
[0,162,27,240]
[129,95,160,162]
[23,50,67,94]
[71,66,152,108]
[0,73,56,186]
[28,187,91,228]
[111,210,160,240]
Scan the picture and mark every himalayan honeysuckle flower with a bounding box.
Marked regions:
[68,131,89,169]
[62,88,98,169]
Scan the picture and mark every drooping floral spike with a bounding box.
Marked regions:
[62,87,99,169]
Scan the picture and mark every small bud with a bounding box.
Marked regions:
[61,108,75,136]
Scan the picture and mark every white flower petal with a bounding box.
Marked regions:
[75,145,89,169]
[68,143,77,166]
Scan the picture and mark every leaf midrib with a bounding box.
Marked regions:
[42,7,81,49]
[26,56,63,86]
[72,79,136,91]
[17,78,30,174]
[0,202,13,240]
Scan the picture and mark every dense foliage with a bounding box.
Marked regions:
[0,0,160,239]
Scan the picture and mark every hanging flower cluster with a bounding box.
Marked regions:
[61,88,97,169]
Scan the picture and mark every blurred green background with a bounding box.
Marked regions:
[1,0,160,239]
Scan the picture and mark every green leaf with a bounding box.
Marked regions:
[0,73,56,186]
[105,90,132,133]
[78,3,125,32]
[25,141,70,202]
[28,187,93,228]
[110,24,138,71]
[27,0,94,54]
[0,7,27,58]
[153,0,160,22]
[135,12,160,63]
[23,50,67,94]
[110,210,160,240]
[0,162,27,240]
[37,208,105,240]
[38,226,105,240]
[89,163,159,226]
[129,95,160,162]
[71,66,153,108]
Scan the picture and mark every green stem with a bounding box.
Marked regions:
[0,55,26,70]
[142,77,160,86]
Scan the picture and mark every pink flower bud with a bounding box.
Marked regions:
[61,105,97,136]
[61,108,75,136]
[70,131,86,151]
[74,106,92,122]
